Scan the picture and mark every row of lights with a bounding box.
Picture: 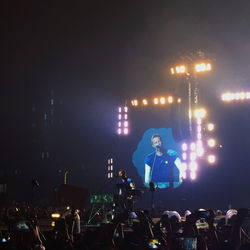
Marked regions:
[221,92,250,102]
[117,106,129,135]
[170,63,212,75]
[131,96,181,106]
[180,108,217,180]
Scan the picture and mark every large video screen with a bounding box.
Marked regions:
[115,100,189,190]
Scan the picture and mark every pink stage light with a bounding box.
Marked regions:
[124,107,128,112]
[124,121,128,127]
[182,143,188,151]
[189,162,198,172]
[190,143,196,151]
[118,122,121,127]
[182,153,187,160]
[190,152,197,161]
[118,128,122,134]
[208,155,216,164]
[118,107,122,113]
[190,172,196,180]
[123,128,128,135]
[118,114,122,120]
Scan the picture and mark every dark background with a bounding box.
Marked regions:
[1,0,250,209]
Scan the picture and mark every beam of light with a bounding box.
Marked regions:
[207,155,216,164]
[207,123,214,131]
[207,138,216,148]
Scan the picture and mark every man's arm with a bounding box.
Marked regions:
[145,163,151,184]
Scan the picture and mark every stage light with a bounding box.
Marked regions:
[190,152,197,161]
[207,123,214,131]
[190,171,196,180]
[221,91,250,102]
[154,98,159,105]
[197,125,201,133]
[197,133,202,140]
[197,147,204,157]
[197,118,202,125]
[182,143,188,151]
[182,153,187,160]
[195,63,212,72]
[118,107,122,113]
[182,163,187,171]
[208,155,216,164]
[123,128,128,135]
[170,65,186,75]
[197,140,202,148]
[131,99,138,106]
[168,96,173,103]
[160,97,166,104]
[189,162,198,172]
[194,108,206,119]
[190,143,196,151]
[142,99,148,105]
[207,139,216,147]
[170,67,175,75]
[51,213,61,219]
[118,114,122,120]
[247,92,250,99]
[124,121,128,127]
[124,107,128,112]
[124,114,128,120]
[118,122,121,127]
[177,98,182,103]
[118,128,122,134]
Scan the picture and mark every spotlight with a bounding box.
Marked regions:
[51,213,61,219]
[124,107,128,112]
[118,128,122,135]
[170,67,175,75]
[197,147,204,157]
[195,63,212,72]
[118,114,122,120]
[131,99,138,106]
[207,139,216,148]
[207,123,214,131]
[190,152,197,161]
[118,107,122,113]
[118,122,121,127]
[177,98,182,103]
[123,128,128,135]
[124,121,128,127]
[207,155,216,164]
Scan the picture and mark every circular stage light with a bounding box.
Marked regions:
[207,139,216,148]
[207,155,216,164]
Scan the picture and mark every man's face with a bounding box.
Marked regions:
[152,136,162,149]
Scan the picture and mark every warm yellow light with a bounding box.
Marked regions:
[51,221,55,227]
[195,63,212,72]
[207,139,216,148]
[177,98,182,103]
[160,97,166,104]
[207,155,216,164]
[131,99,138,106]
[154,98,159,105]
[142,99,148,105]
[168,96,173,103]
[207,123,214,131]
[51,213,61,218]
[170,67,175,75]
[176,66,180,74]
[180,65,186,73]
[194,108,207,118]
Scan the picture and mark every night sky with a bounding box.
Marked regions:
[2,1,250,208]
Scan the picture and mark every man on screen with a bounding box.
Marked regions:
[144,134,182,188]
